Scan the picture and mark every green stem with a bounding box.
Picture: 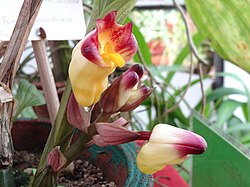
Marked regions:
[63,112,112,166]
[30,80,73,186]
[63,126,96,166]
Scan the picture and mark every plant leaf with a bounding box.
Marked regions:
[86,0,105,33]
[215,100,242,128]
[13,79,45,121]
[206,87,246,103]
[125,17,152,65]
[227,124,250,133]
[100,0,137,24]
[242,103,250,122]
[185,0,250,72]
[87,0,138,34]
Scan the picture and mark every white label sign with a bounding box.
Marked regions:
[0,0,86,41]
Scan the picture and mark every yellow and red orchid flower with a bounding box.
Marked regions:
[136,124,207,174]
[69,11,138,107]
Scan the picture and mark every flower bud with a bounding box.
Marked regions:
[93,117,139,146]
[136,124,207,174]
[67,93,90,132]
[101,70,139,113]
[101,64,151,113]
[120,85,152,112]
[47,146,67,172]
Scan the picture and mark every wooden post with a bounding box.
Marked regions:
[32,40,60,124]
[0,87,14,168]
[0,0,43,171]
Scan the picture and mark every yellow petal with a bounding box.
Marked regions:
[101,52,125,68]
[136,143,184,174]
[103,42,113,53]
[69,46,115,107]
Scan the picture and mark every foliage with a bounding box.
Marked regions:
[186,0,250,73]
[6,0,250,186]
[13,79,45,121]
[194,72,250,148]
[185,0,250,148]
[130,19,205,130]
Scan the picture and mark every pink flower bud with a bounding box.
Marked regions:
[93,118,139,146]
[67,93,90,132]
[101,64,151,113]
[126,63,144,79]
[101,70,139,113]
[136,124,207,174]
[120,85,153,112]
[47,146,67,172]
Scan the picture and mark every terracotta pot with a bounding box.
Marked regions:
[12,120,154,187]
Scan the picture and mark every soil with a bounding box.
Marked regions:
[13,151,116,187]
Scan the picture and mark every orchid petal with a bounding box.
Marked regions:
[69,52,114,106]
[94,118,138,146]
[67,93,90,132]
[101,71,139,113]
[120,85,152,112]
[47,146,67,173]
[136,124,207,174]
[96,11,138,62]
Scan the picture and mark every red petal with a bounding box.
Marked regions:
[94,118,139,146]
[96,11,138,62]
[67,93,90,132]
[80,30,104,67]
[47,146,66,172]
[96,11,117,31]
[120,85,152,112]
[100,71,139,113]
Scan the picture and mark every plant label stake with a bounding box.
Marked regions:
[32,27,60,124]
[0,86,14,168]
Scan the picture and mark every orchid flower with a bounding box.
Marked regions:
[69,11,138,107]
[136,124,207,174]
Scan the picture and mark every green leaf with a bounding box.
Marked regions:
[185,0,250,73]
[100,0,137,24]
[228,115,243,128]
[240,133,250,144]
[242,103,250,122]
[165,32,203,83]
[87,0,137,33]
[206,87,246,103]
[215,100,243,128]
[125,17,152,65]
[227,124,250,133]
[86,0,104,33]
[169,107,189,127]
[13,80,45,121]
